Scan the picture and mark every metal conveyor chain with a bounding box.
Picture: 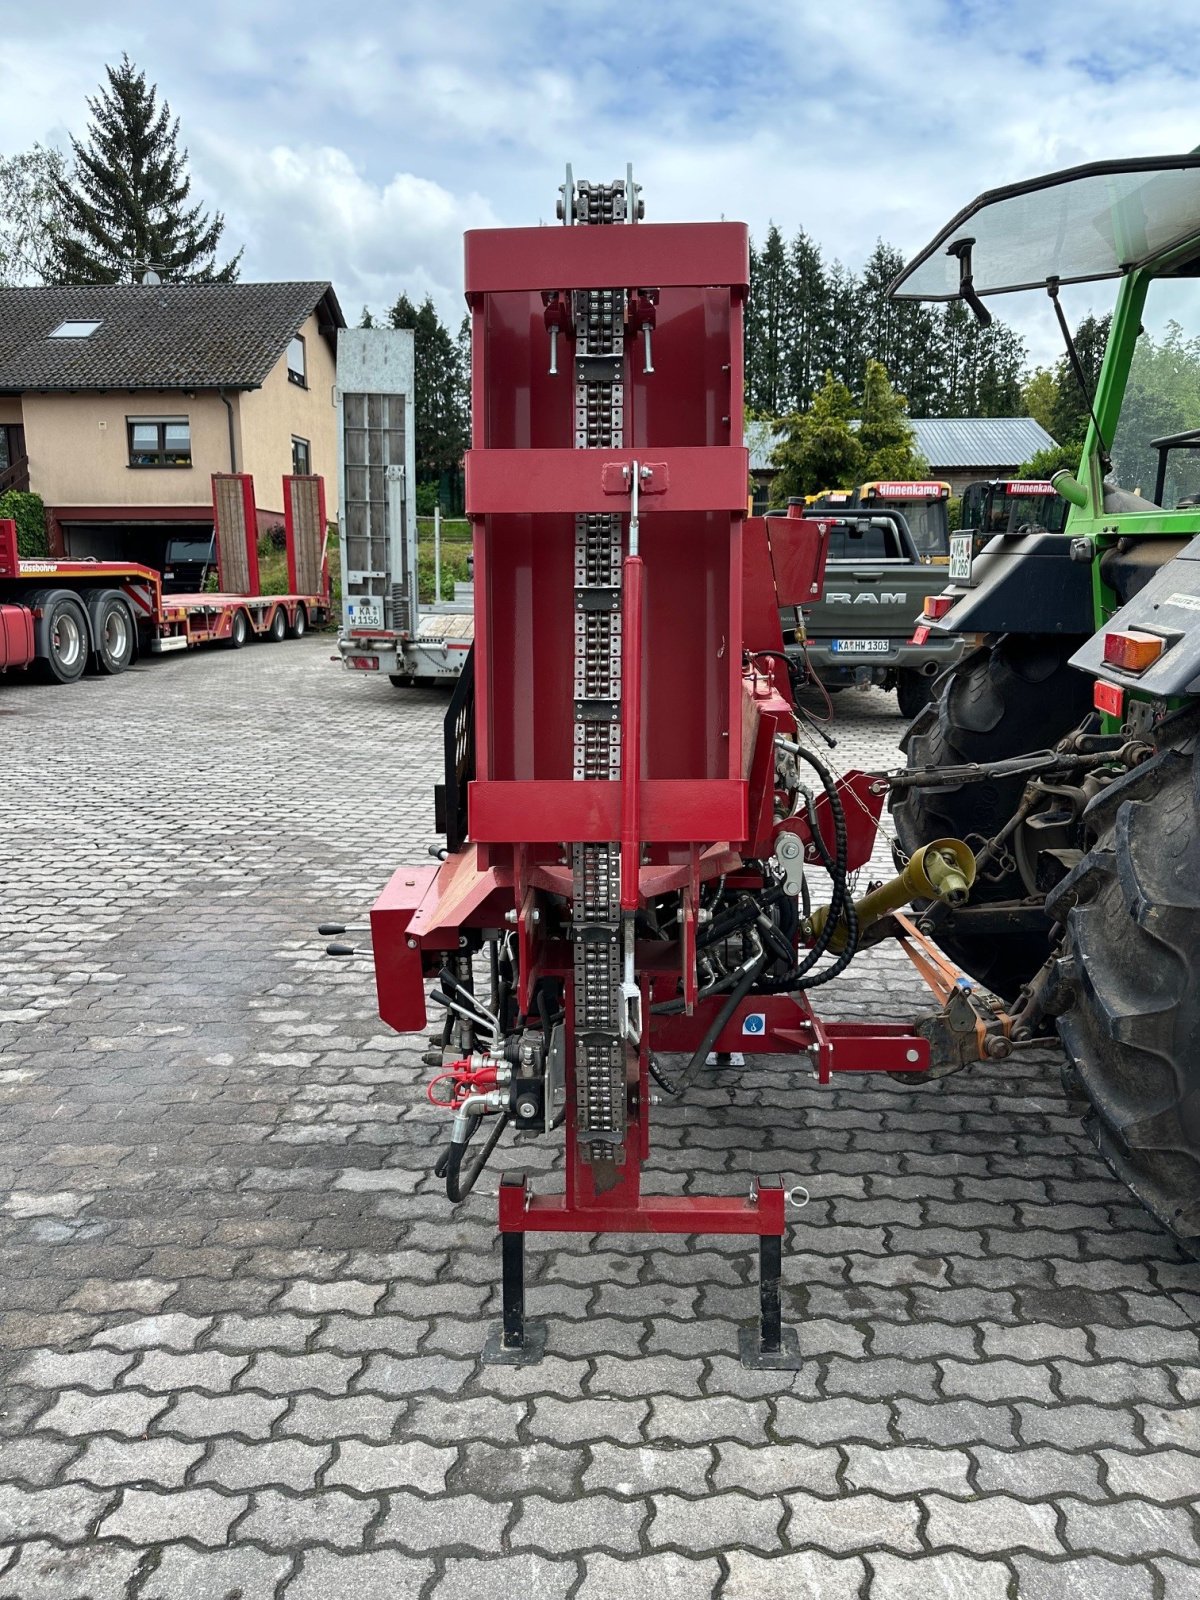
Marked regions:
[570,177,630,1168]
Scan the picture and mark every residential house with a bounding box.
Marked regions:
[0,281,344,565]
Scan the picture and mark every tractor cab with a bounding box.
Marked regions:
[958,478,1068,555]
[806,481,950,561]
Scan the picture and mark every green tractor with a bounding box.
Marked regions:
[888,155,1200,1255]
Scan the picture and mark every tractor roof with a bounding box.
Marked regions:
[890,155,1200,302]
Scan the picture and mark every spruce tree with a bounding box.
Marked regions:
[388,293,469,482]
[52,55,240,284]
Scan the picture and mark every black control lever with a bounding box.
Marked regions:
[325,943,359,957]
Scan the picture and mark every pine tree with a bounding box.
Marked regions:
[783,229,826,413]
[770,371,863,501]
[1049,313,1111,445]
[388,293,469,482]
[746,224,793,414]
[857,359,928,479]
[52,55,240,284]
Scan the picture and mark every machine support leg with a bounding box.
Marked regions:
[501,1230,526,1347]
[482,1175,546,1366]
[759,1232,783,1354]
[739,1177,803,1370]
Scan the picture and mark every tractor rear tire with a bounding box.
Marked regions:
[896,668,933,721]
[1049,725,1200,1257]
[890,634,1092,999]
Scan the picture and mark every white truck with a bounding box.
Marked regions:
[335,328,472,685]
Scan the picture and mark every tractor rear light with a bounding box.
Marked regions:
[911,624,931,645]
[1102,629,1164,672]
[923,595,955,620]
[1094,679,1124,717]
[349,655,380,670]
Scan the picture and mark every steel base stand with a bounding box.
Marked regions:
[739,1227,803,1370]
[481,1180,547,1366]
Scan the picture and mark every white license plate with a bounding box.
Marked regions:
[351,600,383,629]
[831,638,891,654]
[949,534,973,583]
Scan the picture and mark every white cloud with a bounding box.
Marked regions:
[3,0,1200,367]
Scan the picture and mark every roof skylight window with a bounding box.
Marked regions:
[49,319,102,338]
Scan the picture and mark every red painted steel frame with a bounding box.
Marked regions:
[371,206,917,1270]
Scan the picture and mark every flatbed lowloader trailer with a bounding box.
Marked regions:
[0,518,327,685]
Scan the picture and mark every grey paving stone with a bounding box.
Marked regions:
[195,1437,331,1492]
[1138,1404,1200,1450]
[842,1444,972,1496]
[281,1392,405,1443]
[453,1439,584,1498]
[125,1349,250,1393]
[712,1442,839,1495]
[70,1435,204,1489]
[1010,1553,1156,1600]
[0,1539,143,1600]
[284,1549,433,1600]
[971,1445,1104,1501]
[922,1492,1062,1555]
[432,1553,577,1600]
[378,1489,509,1553]
[774,1397,893,1444]
[824,1357,939,1402]
[1059,1497,1198,1558]
[0,1436,81,1488]
[782,1491,921,1555]
[584,1442,712,1496]
[211,1313,319,1351]
[37,1389,168,1439]
[358,1353,474,1396]
[1157,1556,1200,1599]
[865,1551,1012,1600]
[939,1357,1057,1403]
[1102,1447,1200,1501]
[99,1485,245,1546]
[648,1491,784,1553]
[137,1545,292,1600]
[893,1399,1018,1449]
[646,1395,771,1445]
[723,1549,864,1599]
[239,1350,361,1395]
[406,1394,524,1446]
[1054,1360,1175,1406]
[158,1391,287,1440]
[279,1279,385,1314]
[0,1481,114,1542]
[13,1348,137,1392]
[92,1312,211,1351]
[512,1492,645,1555]
[325,1439,455,1494]
[528,1396,649,1445]
[239,1486,377,1550]
[1017,1403,1142,1451]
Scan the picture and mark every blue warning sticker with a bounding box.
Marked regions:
[742,1013,766,1036]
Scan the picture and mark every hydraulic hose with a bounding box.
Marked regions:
[436,1110,511,1203]
[649,949,769,1098]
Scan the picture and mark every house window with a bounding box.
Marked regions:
[287,335,307,387]
[291,436,311,475]
[49,319,102,338]
[127,416,192,468]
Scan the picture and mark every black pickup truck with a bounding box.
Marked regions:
[780,508,965,717]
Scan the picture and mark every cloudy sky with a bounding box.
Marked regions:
[3,0,1199,366]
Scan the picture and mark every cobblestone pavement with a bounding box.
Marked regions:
[1,639,1198,1599]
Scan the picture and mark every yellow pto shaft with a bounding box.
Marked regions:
[809,838,975,953]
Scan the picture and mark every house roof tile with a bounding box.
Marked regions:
[0,281,344,392]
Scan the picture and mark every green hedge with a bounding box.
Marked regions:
[0,490,48,558]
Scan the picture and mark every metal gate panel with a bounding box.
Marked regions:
[284,474,327,597]
[211,473,259,596]
[336,330,415,638]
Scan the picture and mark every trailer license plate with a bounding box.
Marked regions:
[351,600,383,629]
[831,638,890,654]
[949,534,973,583]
